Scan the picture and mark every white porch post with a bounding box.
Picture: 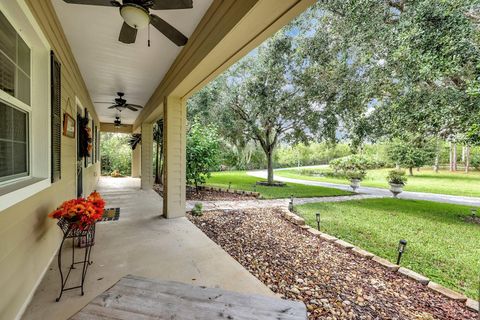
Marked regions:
[131,144,141,178]
[163,96,186,219]
[141,123,153,190]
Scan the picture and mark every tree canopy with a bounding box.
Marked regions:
[188,0,480,174]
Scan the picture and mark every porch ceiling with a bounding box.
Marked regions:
[51,0,212,125]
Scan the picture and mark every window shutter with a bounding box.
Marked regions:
[51,51,61,183]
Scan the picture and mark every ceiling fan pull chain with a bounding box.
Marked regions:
[148,23,151,47]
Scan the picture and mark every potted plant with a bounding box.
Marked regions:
[48,191,106,230]
[346,170,366,192]
[387,169,407,197]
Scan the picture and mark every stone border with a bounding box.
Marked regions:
[279,207,479,313]
[197,185,260,198]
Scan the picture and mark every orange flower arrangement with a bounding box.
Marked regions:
[48,191,105,230]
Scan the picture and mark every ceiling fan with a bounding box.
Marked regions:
[63,0,192,46]
[96,92,143,112]
[113,116,126,128]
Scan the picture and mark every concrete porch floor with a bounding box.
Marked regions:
[22,177,273,320]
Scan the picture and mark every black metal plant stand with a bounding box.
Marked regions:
[55,218,95,302]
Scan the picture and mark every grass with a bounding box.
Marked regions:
[296,198,480,299]
[204,171,352,199]
[276,167,480,197]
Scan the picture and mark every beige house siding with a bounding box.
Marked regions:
[0,1,100,319]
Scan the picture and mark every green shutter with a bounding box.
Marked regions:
[51,51,61,183]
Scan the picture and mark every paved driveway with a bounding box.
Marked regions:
[247,170,480,206]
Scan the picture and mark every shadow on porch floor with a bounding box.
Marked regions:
[21,177,273,320]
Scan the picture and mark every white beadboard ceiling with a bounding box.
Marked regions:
[52,0,212,124]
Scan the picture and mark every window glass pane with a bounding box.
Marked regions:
[12,107,26,141]
[17,36,30,76]
[13,142,27,174]
[0,102,12,139]
[0,10,31,106]
[0,101,28,181]
[0,140,13,178]
[16,69,30,105]
[0,52,15,97]
[0,11,16,61]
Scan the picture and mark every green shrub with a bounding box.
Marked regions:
[471,154,480,170]
[191,203,203,216]
[186,120,221,189]
[387,169,407,185]
[345,170,366,181]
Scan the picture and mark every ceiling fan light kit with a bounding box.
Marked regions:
[120,4,150,29]
[63,0,191,47]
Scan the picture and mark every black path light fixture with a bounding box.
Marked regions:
[316,212,321,231]
[471,207,477,218]
[288,194,294,212]
[396,239,407,265]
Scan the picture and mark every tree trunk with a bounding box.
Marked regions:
[158,149,164,183]
[465,145,470,173]
[452,143,457,171]
[267,151,274,184]
[433,140,440,173]
[409,167,413,176]
[154,142,160,184]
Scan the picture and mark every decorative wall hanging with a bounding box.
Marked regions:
[63,113,76,138]
[63,97,76,138]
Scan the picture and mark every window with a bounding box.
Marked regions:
[0,10,31,105]
[0,11,30,183]
[0,2,51,212]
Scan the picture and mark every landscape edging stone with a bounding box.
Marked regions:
[278,205,477,312]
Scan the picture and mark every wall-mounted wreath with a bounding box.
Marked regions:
[78,114,92,158]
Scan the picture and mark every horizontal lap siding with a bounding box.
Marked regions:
[0,1,100,319]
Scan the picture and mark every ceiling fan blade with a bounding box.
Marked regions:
[63,0,120,6]
[108,105,118,109]
[119,22,137,44]
[150,14,188,46]
[94,101,113,104]
[125,104,143,108]
[126,106,139,111]
[151,0,193,10]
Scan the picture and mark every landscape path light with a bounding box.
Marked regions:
[316,212,320,231]
[396,239,407,265]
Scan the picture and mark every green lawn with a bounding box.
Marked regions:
[204,171,352,199]
[296,198,480,299]
[276,167,480,197]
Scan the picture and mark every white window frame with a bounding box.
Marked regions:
[0,0,52,212]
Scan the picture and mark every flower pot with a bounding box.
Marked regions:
[389,183,404,197]
[350,179,361,192]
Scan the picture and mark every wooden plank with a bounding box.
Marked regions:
[71,275,307,320]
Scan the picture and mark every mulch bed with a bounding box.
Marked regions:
[188,208,476,320]
[153,184,256,201]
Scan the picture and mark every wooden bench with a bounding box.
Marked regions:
[70,275,307,319]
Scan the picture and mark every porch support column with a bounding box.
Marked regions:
[131,144,141,178]
[141,123,153,190]
[163,96,186,219]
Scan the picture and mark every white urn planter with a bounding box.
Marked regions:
[389,183,404,198]
[350,179,361,192]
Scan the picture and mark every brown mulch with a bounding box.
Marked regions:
[188,208,476,320]
[153,184,256,201]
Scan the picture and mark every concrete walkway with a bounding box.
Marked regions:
[22,177,273,320]
[187,194,382,212]
[247,170,480,207]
